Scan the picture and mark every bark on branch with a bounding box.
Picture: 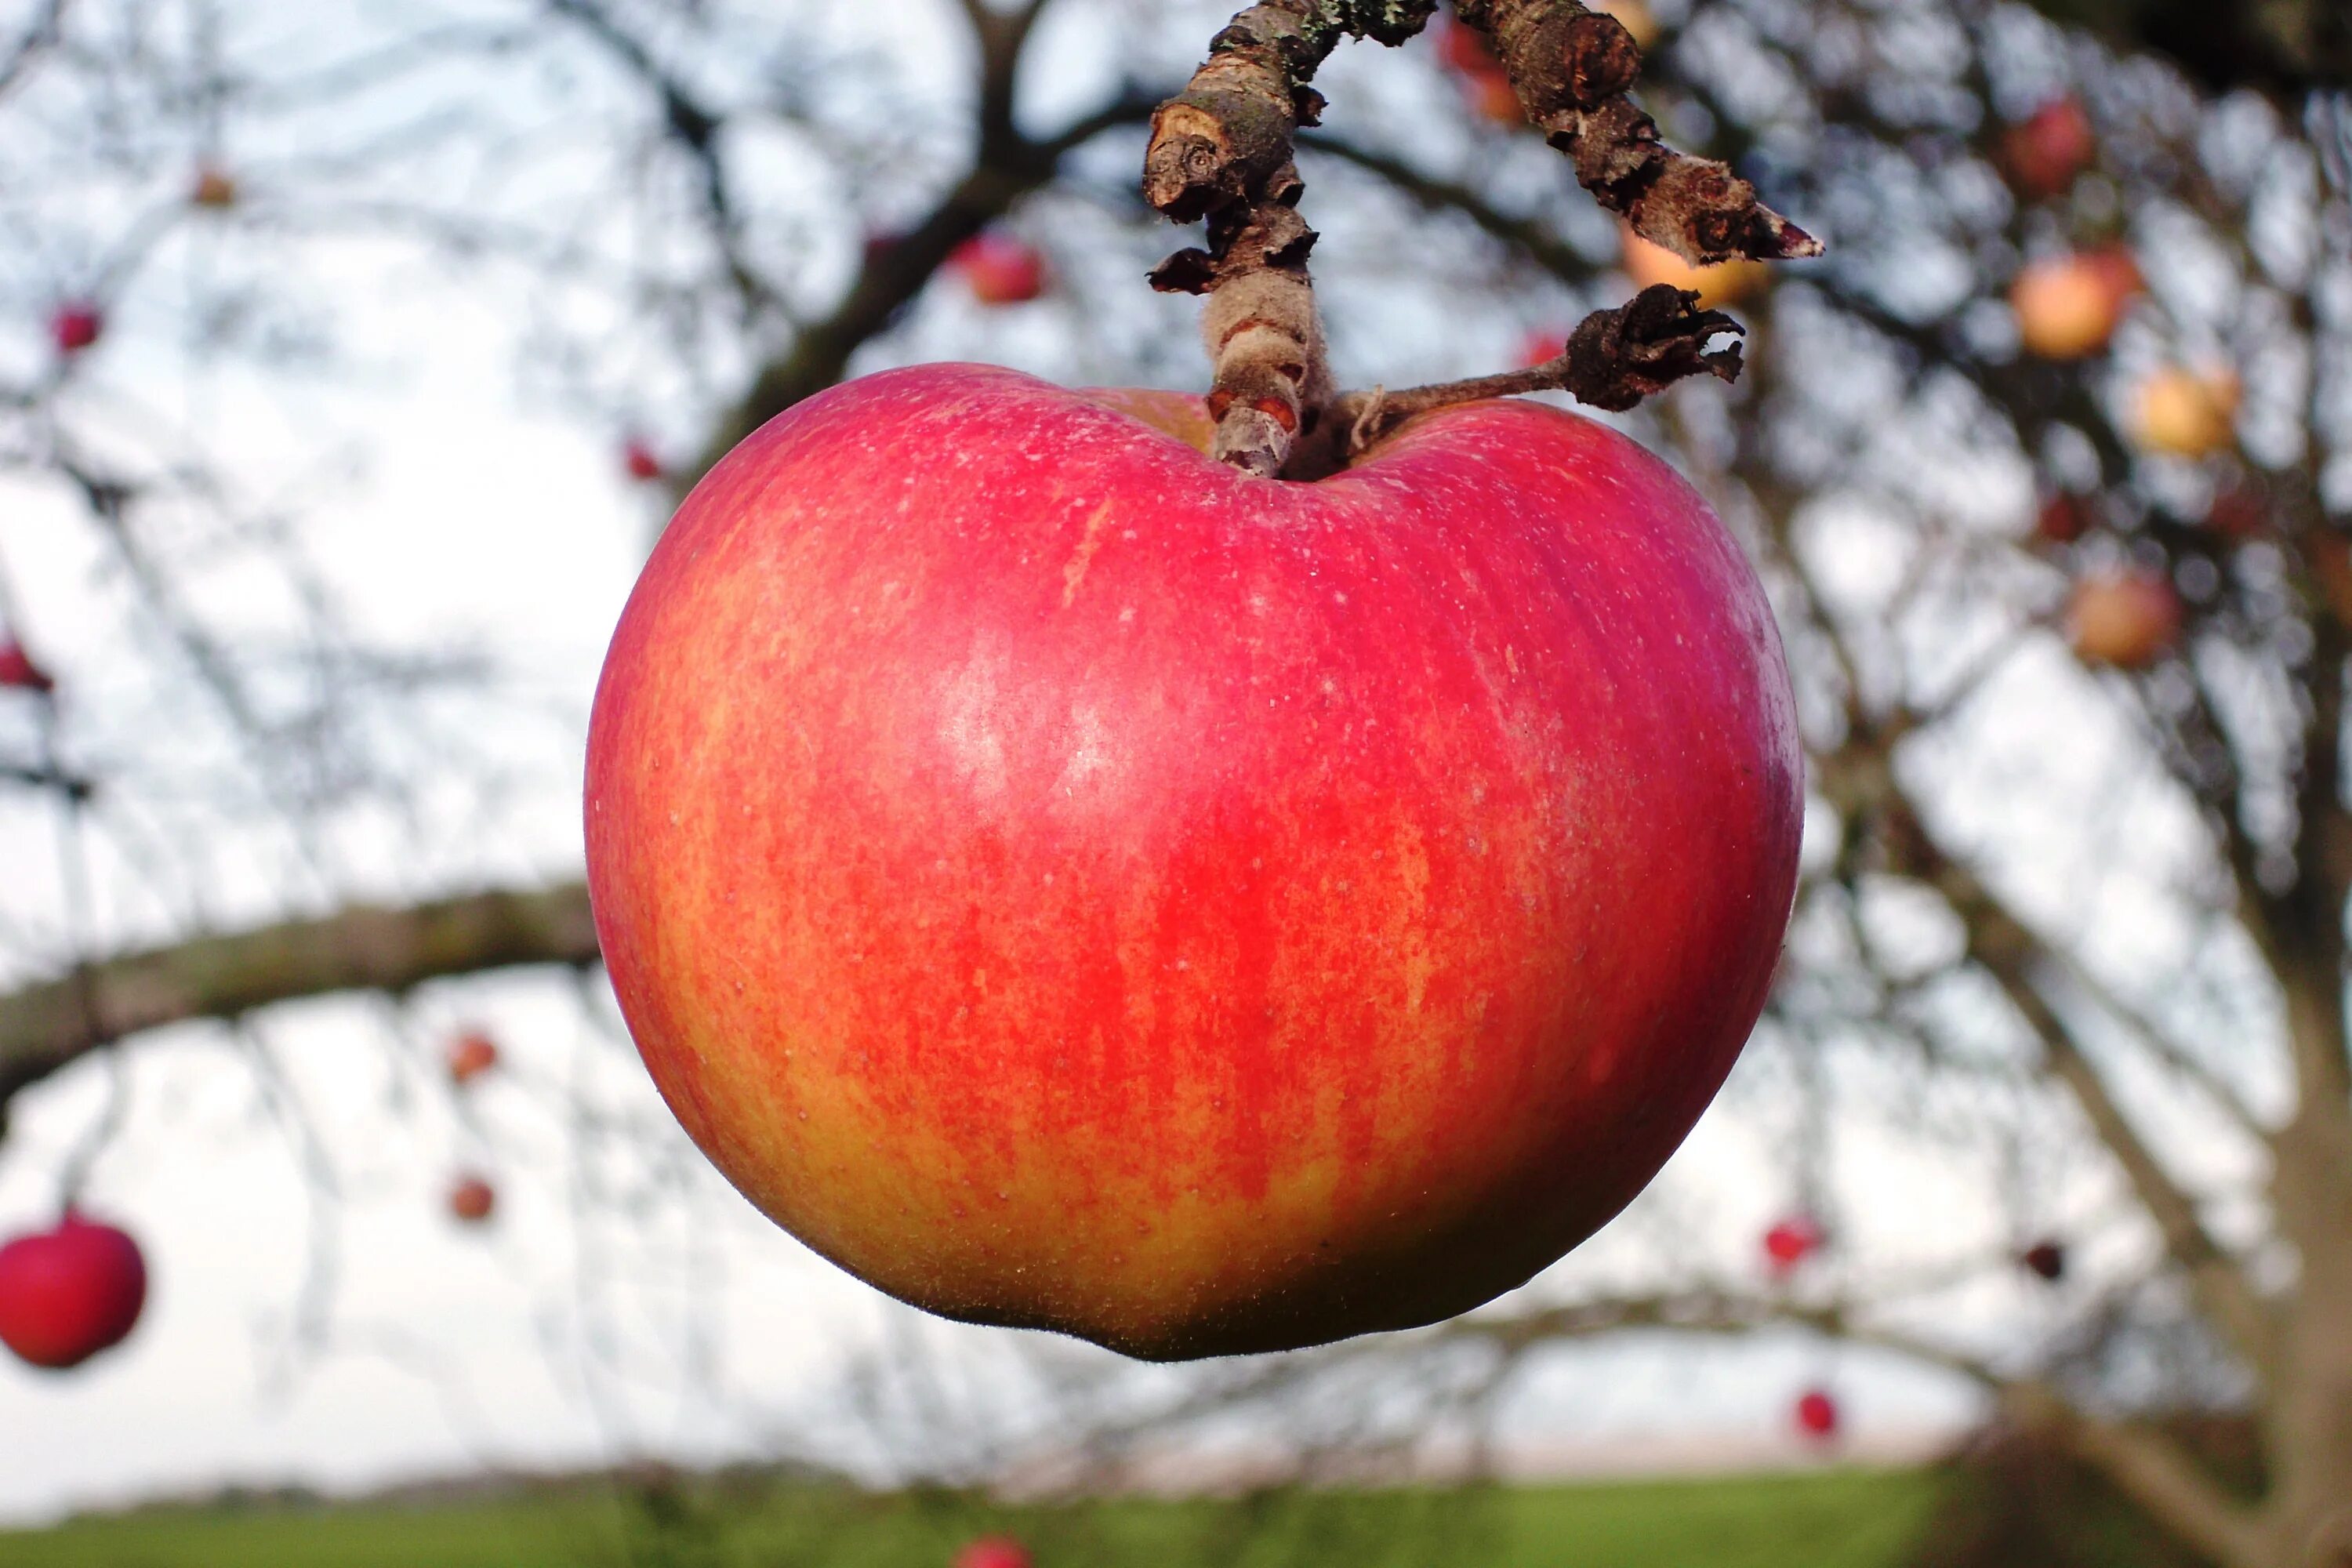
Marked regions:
[0,884,600,1109]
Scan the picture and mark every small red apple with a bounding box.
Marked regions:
[447,1174,496,1225]
[1517,330,1569,369]
[2034,493,2091,546]
[0,640,55,695]
[191,166,239,209]
[1794,1388,1841,1440]
[0,1213,148,1371]
[2001,96,2096,199]
[50,303,103,354]
[949,234,1047,307]
[1437,18,1502,77]
[1762,1214,1826,1276]
[585,364,1802,1359]
[2205,485,2268,540]
[2011,249,2139,360]
[2021,1239,2066,1283]
[445,1029,500,1086]
[623,437,666,483]
[953,1537,1033,1568]
[2067,568,2181,670]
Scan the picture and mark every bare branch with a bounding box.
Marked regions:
[0,885,598,1109]
[2007,1384,2270,1568]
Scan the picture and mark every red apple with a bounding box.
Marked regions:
[1437,18,1502,77]
[445,1029,500,1086]
[585,363,1802,1359]
[50,303,102,354]
[1518,330,1570,369]
[624,437,666,483]
[0,640,54,695]
[2067,568,2181,670]
[2034,493,2091,546]
[953,1537,1033,1568]
[1794,1388,1841,1440]
[1464,68,1524,126]
[1762,1214,1825,1276]
[2021,1239,2067,1283]
[448,1174,496,1225]
[2001,96,2096,199]
[949,234,1047,307]
[0,1213,148,1371]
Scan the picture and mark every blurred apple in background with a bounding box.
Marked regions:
[953,1537,1033,1568]
[50,303,102,354]
[2067,568,2181,669]
[949,233,1047,306]
[2000,96,2096,198]
[0,1214,148,1371]
[1621,227,1770,310]
[445,1029,500,1087]
[0,640,55,694]
[447,1174,497,1225]
[2011,249,2140,359]
[2129,367,2239,459]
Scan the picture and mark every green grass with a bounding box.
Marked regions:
[0,1467,1945,1568]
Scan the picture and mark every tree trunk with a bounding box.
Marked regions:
[2265,1099,2352,1567]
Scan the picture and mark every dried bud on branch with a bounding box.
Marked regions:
[1454,0,1820,265]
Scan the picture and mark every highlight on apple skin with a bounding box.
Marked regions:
[585,363,1804,1361]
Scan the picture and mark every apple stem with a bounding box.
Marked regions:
[1304,285,1743,466]
[1145,1,1821,480]
[1454,0,1823,267]
[1145,2,1443,477]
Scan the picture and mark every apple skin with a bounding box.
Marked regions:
[586,363,1802,1360]
[0,1214,147,1371]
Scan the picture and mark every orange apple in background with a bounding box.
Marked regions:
[1622,227,1771,310]
[2129,367,2239,459]
[447,1174,497,1225]
[1593,0,1661,51]
[2001,96,2096,199]
[949,233,1048,307]
[0,1214,148,1371]
[586,364,1802,1360]
[445,1029,500,1086]
[2067,568,2182,669]
[1464,68,1524,125]
[191,166,238,209]
[2010,249,2140,359]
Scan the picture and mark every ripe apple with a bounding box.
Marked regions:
[2010,249,2139,360]
[1437,18,1502,77]
[585,363,1802,1360]
[0,640,55,694]
[2129,367,2239,459]
[0,1213,148,1371]
[1464,68,1525,125]
[1621,228,1770,310]
[50,303,102,354]
[2067,568,2181,670]
[2001,96,2096,199]
[949,234,1048,307]
[447,1174,497,1225]
[624,437,666,483]
[2021,1239,2066,1283]
[1518,330,1569,369]
[191,166,238,209]
[2034,493,2091,546]
[953,1537,1033,1568]
[1794,1388,1841,1440]
[1762,1214,1825,1276]
[445,1029,500,1086]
